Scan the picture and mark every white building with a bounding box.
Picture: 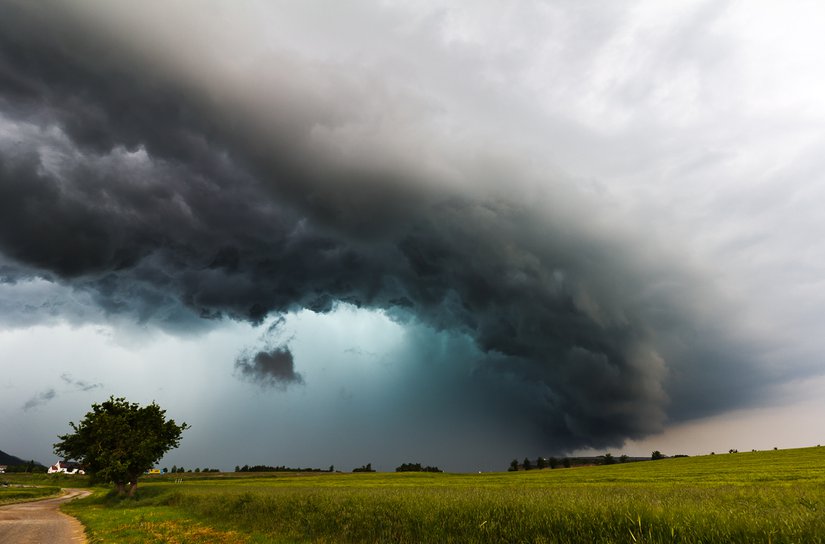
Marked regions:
[48,461,85,475]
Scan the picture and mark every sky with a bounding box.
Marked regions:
[1,0,824,473]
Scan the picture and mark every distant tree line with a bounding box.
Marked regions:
[395,462,442,473]
[509,457,572,471]
[2,461,46,473]
[234,464,333,473]
[166,465,221,473]
[352,463,375,472]
[508,451,688,471]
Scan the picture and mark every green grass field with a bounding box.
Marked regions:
[0,484,61,505]
[63,447,825,543]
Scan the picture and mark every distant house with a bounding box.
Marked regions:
[0,465,6,474]
[48,461,85,475]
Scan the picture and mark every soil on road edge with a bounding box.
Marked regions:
[0,488,91,544]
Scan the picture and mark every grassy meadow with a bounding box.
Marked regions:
[61,446,825,543]
[1,472,86,505]
[0,484,61,505]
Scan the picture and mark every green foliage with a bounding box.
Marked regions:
[652,450,665,460]
[508,459,518,472]
[63,446,825,543]
[352,463,375,473]
[53,396,188,496]
[522,457,532,470]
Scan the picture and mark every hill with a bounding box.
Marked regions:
[0,449,42,467]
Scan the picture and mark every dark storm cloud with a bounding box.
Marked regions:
[235,347,304,389]
[0,2,776,451]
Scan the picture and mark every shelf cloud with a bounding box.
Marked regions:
[0,0,815,455]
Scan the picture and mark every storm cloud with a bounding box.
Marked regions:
[0,0,811,454]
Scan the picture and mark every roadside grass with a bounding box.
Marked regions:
[0,485,62,505]
[64,446,825,543]
[65,489,249,544]
[0,472,88,505]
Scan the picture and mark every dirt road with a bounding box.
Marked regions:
[0,488,91,544]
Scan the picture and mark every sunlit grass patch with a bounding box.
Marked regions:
[64,491,249,544]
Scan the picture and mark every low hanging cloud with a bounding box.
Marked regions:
[22,388,57,411]
[60,373,103,392]
[0,1,796,452]
[235,347,304,389]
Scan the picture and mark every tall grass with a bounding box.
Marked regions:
[65,446,825,543]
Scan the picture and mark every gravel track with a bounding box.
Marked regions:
[0,488,91,544]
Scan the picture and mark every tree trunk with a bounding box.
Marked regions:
[127,479,138,497]
[115,482,127,496]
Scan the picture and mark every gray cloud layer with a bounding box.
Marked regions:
[0,1,790,452]
[235,347,304,389]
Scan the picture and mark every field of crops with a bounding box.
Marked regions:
[62,446,825,543]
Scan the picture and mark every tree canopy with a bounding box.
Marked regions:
[53,396,188,496]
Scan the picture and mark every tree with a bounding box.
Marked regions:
[548,457,558,469]
[509,459,519,472]
[619,455,629,463]
[536,457,547,469]
[599,453,616,465]
[651,450,665,460]
[523,457,532,470]
[53,396,188,497]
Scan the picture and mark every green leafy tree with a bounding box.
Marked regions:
[523,457,532,470]
[536,457,547,469]
[53,396,188,496]
[651,450,665,460]
[509,459,519,472]
[619,455,630,463]
[548,457,558,469]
